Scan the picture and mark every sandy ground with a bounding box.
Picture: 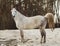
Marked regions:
[0,28,60,46]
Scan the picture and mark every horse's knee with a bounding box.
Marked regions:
[43,31,46,43]
[41,32,44,38]
[20,30,24,42]
[43,31,46,39]
[20,30,24,38]
[21,34,24,38]
[44,31,46,36]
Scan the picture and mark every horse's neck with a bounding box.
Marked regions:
[14,11,26,21]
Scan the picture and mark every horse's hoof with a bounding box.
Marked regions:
[43,41,46,43]
[21,39,25,43]
[21,40,25,43]
[21,39,29,43]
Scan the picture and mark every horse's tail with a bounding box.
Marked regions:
[45,13,55,31]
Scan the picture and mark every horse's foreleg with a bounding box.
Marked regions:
[20,29,24,42]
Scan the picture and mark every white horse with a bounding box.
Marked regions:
[11,8,54,43]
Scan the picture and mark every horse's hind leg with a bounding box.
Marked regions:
[40,31,44,43]
[20,29,24,43]
[43,30,46,43]
[40,30,46,43]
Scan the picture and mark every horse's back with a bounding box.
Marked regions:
[23,15,47,29]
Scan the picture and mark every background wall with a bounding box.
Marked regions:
[0,0,57,29]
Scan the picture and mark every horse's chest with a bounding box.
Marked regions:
[15,20,23,29]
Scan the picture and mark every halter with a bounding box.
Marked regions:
[11,8,17,18]
[13,12,17,18]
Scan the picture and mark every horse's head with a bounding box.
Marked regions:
[11,8,17,17]
[45,13,55,31]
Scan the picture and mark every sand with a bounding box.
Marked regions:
[0,28,60,46]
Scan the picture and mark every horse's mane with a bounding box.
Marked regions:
[16,10,24,16]
[15,9,26,18]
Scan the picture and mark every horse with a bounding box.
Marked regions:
[54,14,59,24]
[11,8,55,43]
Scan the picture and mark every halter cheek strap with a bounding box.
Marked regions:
[13,11,17,18]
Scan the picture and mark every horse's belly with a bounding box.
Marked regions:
[23,18,41,29]
[16,24,36,29]
[24,24,38,29]
[23,21,40,29]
